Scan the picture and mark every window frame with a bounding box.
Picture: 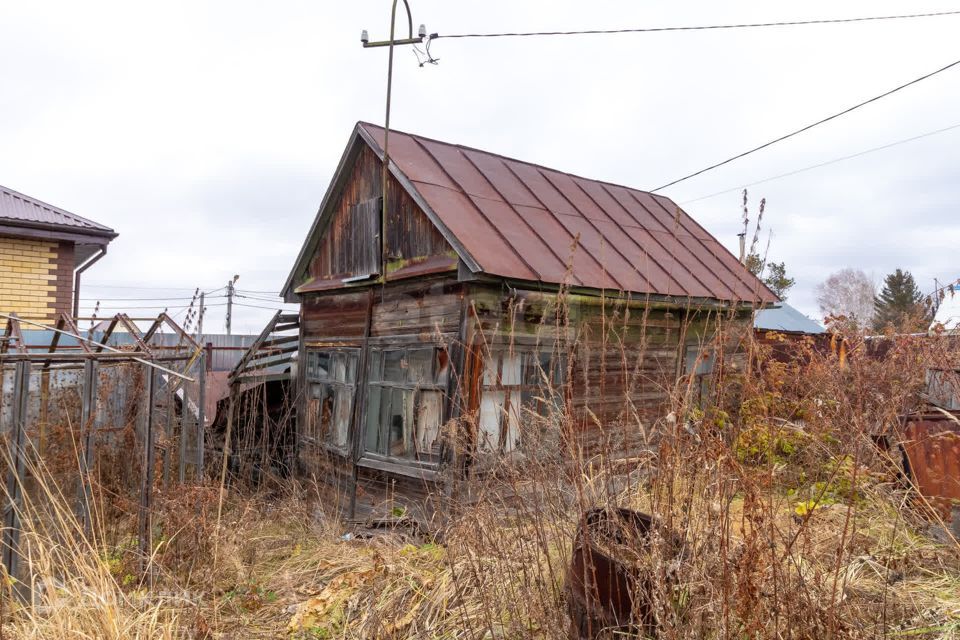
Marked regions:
[477,344,567,454]
[303,346,360,456]
[361,344,451,467]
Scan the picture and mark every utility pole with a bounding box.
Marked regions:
[225,275,239,335]
[361,1,428,266]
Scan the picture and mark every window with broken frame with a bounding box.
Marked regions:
[304,348,360,452]
[478,347,566,454]
[363,346,451,463]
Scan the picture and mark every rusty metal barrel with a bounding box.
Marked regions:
[566,507,679,639]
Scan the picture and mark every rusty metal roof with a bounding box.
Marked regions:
[357,123,776,304]
[0,184,116,239]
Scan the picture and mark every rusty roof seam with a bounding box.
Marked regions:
[493,159,614,288]
[646,194,761,300]
[406,135,543,282]
[538,169,670,295]
[647,193,754,295]
[602,185,711,296]
[623,189,739,300]
[583,180,695,298]
[536,168,652,295]
[472,154,589,284]
[355,122,695,204]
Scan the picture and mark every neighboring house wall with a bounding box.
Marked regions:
[0,235,75,321]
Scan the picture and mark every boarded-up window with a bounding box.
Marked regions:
[478,348,565,453]
[351,197,381,279]
[684,345,716,407]
[364,346,449,462]
[305,348,360,451]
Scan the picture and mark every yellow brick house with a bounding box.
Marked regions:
[1,185,116,322]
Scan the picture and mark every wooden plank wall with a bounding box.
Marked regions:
[301,144,454,288]
[465,285,682,454]
[298,276,465,517]
[306,146,382,283]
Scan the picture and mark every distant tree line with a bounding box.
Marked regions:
[814,267,935,333]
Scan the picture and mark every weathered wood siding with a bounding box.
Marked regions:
[297,276,465,515]
[384,178,454,278]
[371,279,463,338]
[303,146,382,284]
[301,290,369,342]
[464,285,682,441]
[296,145,455,290]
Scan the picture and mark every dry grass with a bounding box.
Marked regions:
[2,322,960,639]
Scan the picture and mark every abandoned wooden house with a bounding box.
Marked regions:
[278,122,777,514]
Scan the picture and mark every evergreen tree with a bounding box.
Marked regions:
[872,269,931,332]
[745,254,796,300]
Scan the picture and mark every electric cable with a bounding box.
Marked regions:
[681,120,960,204]
[434,9,960,40]
[650,55,960,192]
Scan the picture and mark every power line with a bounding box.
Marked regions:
[434,9,960,40]
[233,302,299,311]
[234,289,282,295]
[83,283,224,291]
[78,302,230,310]
[235,293,285,303]
[681,121,960,204]
[650,55,960,192]
[77,295,227,302]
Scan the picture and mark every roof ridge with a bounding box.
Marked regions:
[0,183,115,233]
[356,121,672,204]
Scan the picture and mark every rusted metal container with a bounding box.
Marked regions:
[901,411,960,518]
[566,508,680,639]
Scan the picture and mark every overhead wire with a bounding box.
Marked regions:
[434,9,960,40]
[233,302,299,311]
[649,55,960,192]
[83,283,226,293]
[77,295,227,302]
[681,120,960,204]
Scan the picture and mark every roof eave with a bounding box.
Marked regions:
[465,271,773,311]
[0,219,117,244]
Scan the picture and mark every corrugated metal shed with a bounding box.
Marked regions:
[358,123,776,303]
[0,184,116,238]
[754,303,825,334]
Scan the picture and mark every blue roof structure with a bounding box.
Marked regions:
[754,303,825,334]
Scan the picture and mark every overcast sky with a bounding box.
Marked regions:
[2,1,958,333]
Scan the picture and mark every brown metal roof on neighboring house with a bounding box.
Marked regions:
[0,184,116,239]
[356,123,776,304]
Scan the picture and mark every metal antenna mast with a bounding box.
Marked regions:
[361,1,427,268]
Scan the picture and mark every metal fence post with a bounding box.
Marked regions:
[2,361,30,592]
[138,364,157,573]
[77,359,98,531]
[197,351,207,476]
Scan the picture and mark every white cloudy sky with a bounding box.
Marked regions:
[2,1,959,333]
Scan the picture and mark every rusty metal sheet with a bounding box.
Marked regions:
[902,412,960,507]
[359,122,776,304]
